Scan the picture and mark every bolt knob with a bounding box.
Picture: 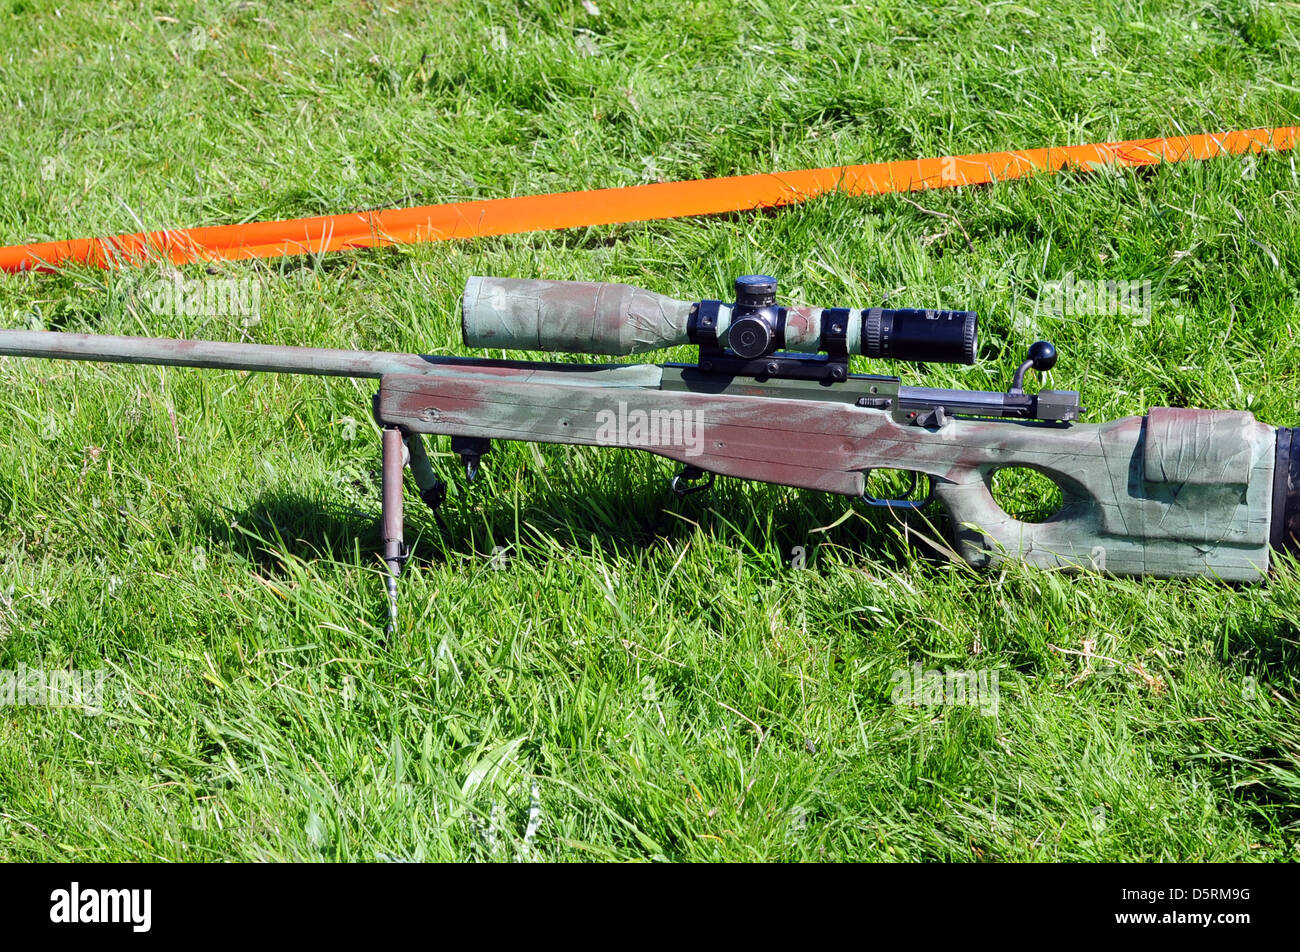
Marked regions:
[735,274,777,308]
[1028,340,1057,371]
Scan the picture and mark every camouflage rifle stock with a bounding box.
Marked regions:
[1,274,1297,633]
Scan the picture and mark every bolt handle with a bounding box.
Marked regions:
[1009,341,1058,394]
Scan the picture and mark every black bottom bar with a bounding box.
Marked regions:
[1271,427,1300,553]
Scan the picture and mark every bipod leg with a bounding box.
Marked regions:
[406,432,448,532]
[381,427,409,637]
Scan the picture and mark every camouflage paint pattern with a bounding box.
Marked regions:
[461,277,873,356]
[0,329,433,377]
[0,326,1278,580]
[377,367,1275,580]
[462,276,699,355]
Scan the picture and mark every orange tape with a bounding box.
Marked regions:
[2,126,1295,273]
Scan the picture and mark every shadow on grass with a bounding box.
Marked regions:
[193,474,950,579]
[195,491,384,576]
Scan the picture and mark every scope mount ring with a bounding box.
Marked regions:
[859,470,934,510]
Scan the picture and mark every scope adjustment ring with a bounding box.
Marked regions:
[728,315,776,359]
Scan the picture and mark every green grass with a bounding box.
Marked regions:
[1,0,1299,861]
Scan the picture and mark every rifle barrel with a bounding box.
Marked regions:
[0,330,435,378]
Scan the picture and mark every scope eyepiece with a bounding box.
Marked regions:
[862,307,978,365]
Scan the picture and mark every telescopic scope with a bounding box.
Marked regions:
[462,275,977,366]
